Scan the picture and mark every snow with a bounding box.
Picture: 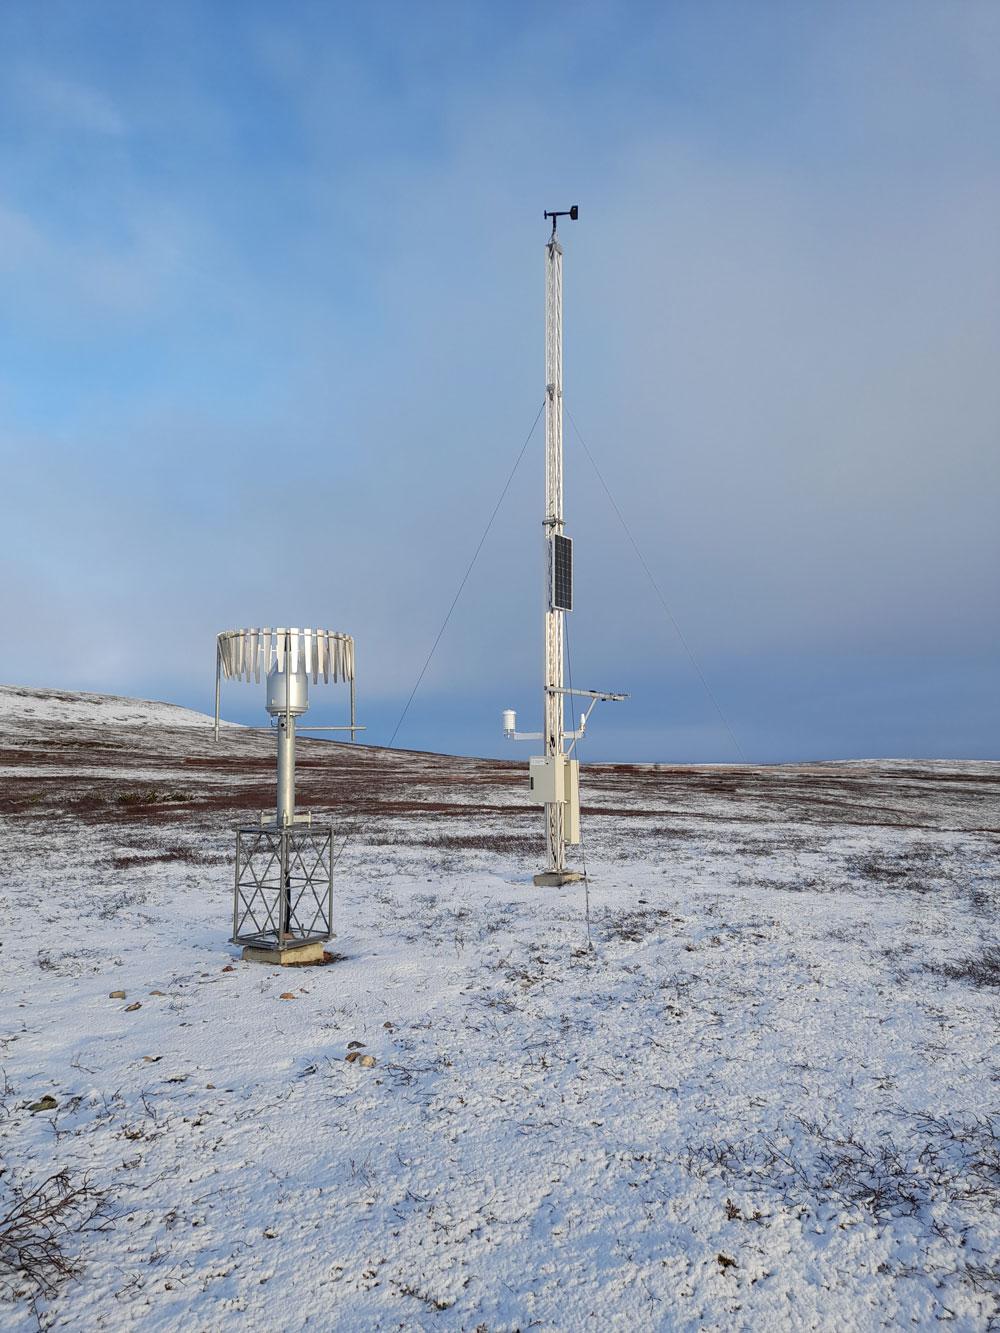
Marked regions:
[0,685,223,731]
[0,687,997,1329]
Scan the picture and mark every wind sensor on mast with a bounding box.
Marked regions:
[502,206,627,886]
[543,205,578,235]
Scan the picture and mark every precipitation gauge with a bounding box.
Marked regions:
[214,627,363,962]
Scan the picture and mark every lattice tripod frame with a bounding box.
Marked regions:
[232,825,334,951]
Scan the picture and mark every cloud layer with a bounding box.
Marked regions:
[1,1,997,760]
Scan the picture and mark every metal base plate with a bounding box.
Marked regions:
[533,870,584,887]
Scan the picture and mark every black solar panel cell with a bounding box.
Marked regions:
[551,534,573,611]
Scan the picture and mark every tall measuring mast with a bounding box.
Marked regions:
[542,210,569,877]
[501,206,626,886]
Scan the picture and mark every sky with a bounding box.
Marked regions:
[1,0,998,762]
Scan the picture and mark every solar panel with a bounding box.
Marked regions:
[550,534,573,611]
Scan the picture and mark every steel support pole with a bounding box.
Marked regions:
[279,633,294,936]
[280,829,291,936]
[276,716,296,826]
[277,631,296,828]
[543,234,566,875]
[214,640,222,742]
[232,828,242,942]
[325,829,333,938]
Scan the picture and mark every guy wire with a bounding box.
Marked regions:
[330,400,546,872]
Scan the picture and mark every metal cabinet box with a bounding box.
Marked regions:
[529,756,579,842]
[529,755,565,804]
[565,758,580,844]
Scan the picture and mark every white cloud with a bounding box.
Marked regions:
[15,65,126,137]
[2,2,997,759]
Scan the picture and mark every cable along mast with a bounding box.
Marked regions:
[502,207,626,886]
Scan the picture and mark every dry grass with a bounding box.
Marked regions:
[930,944,1000,989]
[108,845,224,870]
[0,1171,114,1303]
[686,1110,1000,1217]
[603,906,682,943]
[421,833,543,854]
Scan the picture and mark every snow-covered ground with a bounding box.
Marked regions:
[0,686,997,1330]
[0,684,223,730]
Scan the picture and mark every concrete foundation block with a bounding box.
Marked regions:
[241,940,327,966]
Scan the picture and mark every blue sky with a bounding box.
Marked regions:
[2,1,998,761]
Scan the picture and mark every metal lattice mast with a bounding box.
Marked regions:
[543,231,566,874]
[500,205,625,887]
